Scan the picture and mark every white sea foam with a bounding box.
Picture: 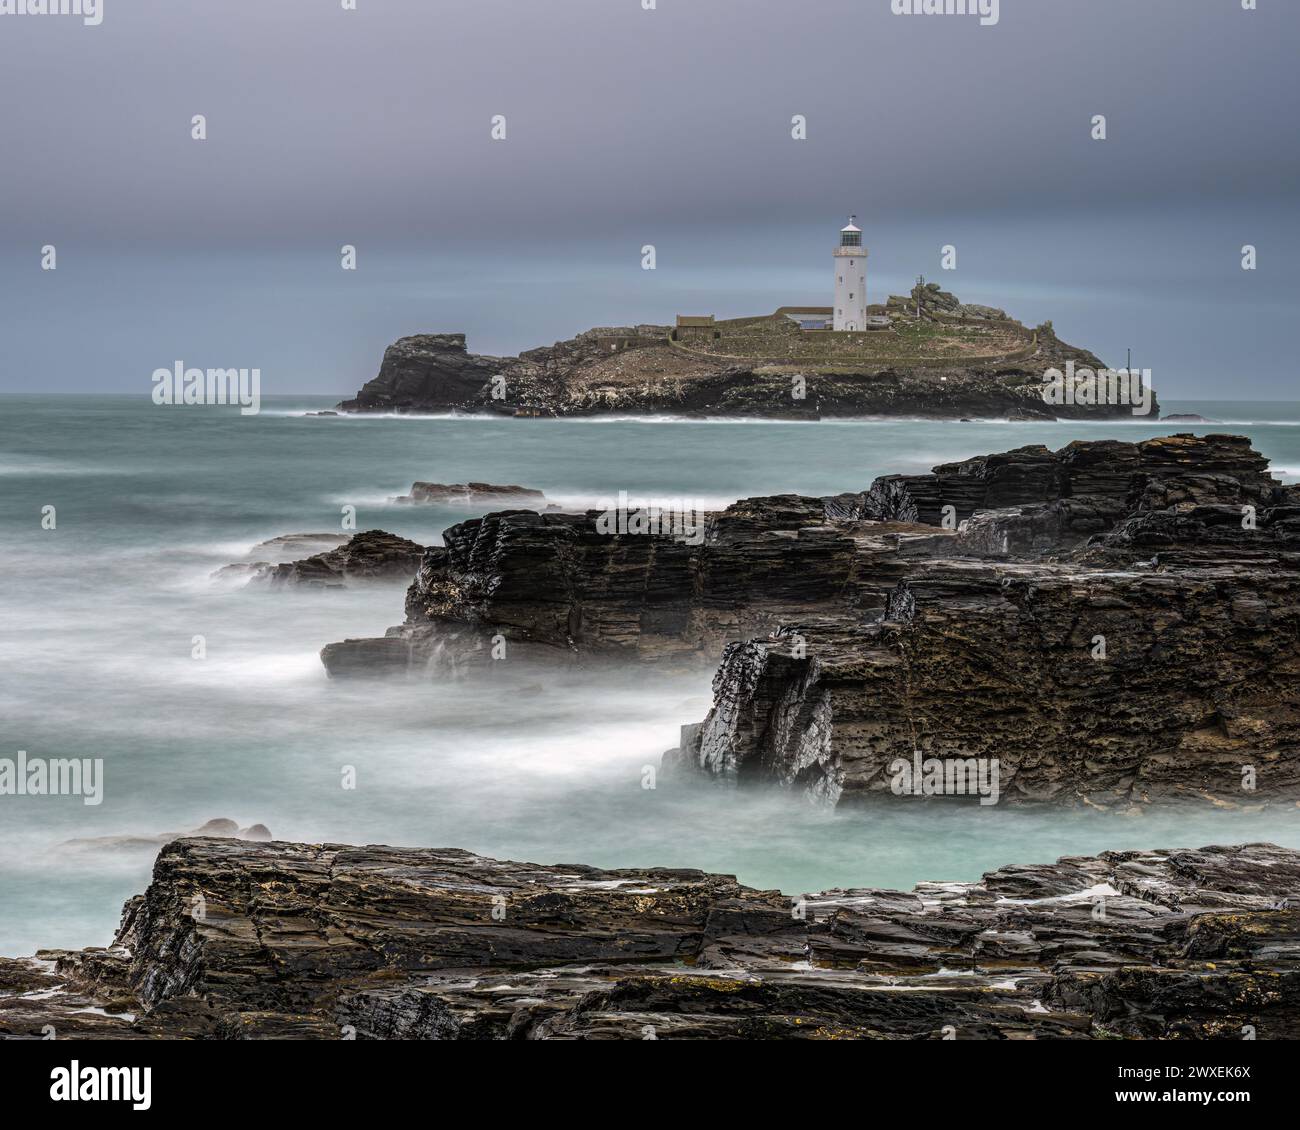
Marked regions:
[0,457,132,476]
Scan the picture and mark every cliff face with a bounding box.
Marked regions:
[671,435,1299,809]
[668,563,1300,808]
[338,334,508,414]
[336,317,1154,420]
[321,434,1300,809]
[4,837,1298,1040]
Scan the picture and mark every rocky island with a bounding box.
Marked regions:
[336,284,1156,421]
[2,837,1296,1040]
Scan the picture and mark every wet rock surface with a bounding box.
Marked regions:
[2,837,1296,1040]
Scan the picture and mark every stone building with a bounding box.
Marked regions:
[674,315,718,341]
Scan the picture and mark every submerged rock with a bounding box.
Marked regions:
[246,532,350,559]
[2,837,1297,1040]
[320,634,414,678]
[60,818,272,853]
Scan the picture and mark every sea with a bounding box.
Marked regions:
[1,394,1299,956]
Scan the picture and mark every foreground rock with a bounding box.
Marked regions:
[2,838,1296,1040]
[323,434,1300,808]
[224,530,425,588]
[391,480,547,507]
[336,304,1150,420]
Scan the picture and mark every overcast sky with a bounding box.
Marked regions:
[1,0,1296,397]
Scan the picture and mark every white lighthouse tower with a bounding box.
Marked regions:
[833,215,867,331]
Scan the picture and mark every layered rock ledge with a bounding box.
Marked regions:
[2,838,1296,1040]
[321,434,1299,808]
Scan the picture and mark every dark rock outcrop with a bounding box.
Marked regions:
[240,530,425,588]
[2,838,1297,1040]
[338,334,507,414]
[322,434,1300,809]
[665,435,1299,809]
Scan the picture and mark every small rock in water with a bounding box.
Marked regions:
[223,530,425,588]
[391,481,547,507]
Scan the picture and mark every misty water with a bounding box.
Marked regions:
[2,395,1300,957]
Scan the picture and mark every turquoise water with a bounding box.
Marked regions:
[2,395,1300,956]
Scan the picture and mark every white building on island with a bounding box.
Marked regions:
[832,215,868,331]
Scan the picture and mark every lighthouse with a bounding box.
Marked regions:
[833,215,867,331]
